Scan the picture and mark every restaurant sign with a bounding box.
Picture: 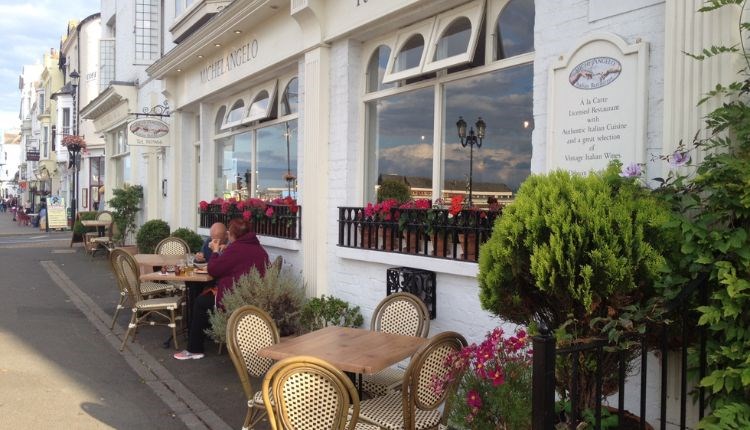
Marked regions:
[26,149,40,161]
[127,118,170,147]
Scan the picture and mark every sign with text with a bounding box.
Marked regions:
[546,33,648,175]
[127,118,170,147]
[47,195,67,229]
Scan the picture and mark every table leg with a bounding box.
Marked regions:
[345,371,364,399]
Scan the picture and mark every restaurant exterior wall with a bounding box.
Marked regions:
[531,0,666,179]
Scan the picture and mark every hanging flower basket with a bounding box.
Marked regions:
[61,135,87,152]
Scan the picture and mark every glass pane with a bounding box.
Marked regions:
[366,87,434,203]
[256,120,298,199]
[215,132,252,199]
[434,17,472,61]
[393,34,424,73]
[442,64,533,206]
[281,78,298,116]
[226,101,244,124]
[215,106,226,133]
[496,0,535,60]
[122,155,131,184]
[366,45,394,92]
[248,91,270,120]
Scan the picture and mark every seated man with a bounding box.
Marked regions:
[195,222,228,263]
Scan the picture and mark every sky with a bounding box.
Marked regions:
[0,0,101,134]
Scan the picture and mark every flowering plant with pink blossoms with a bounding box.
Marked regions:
[433,327,532,430]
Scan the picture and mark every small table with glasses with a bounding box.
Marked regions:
[257,325,428,397]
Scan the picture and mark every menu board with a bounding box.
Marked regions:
[47,196,68,229]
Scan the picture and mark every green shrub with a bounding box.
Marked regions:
[108,184,143,244]
[477,163,673,413]
[299,295,364,332]
[136,219,171,254]
[377,179,411,203]
[171,227,203,253]
[207,263,306,342]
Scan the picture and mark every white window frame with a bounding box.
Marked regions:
[242,79,278,124]
[134,0,161,63]
[423,0,486,73]
[382,19,435,84]
[222,98,247,130]
[279,75,299,117]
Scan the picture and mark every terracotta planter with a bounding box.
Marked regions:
[458,232,478,261]
[430,233,451,258]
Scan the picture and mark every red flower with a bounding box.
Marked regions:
[466,389,482,409]
[199,201,209,211]
[242,210,251,221]
[449,195,464,217]
[489,367,505,386]
[266,207,274,217]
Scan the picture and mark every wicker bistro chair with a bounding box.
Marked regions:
[358,331,468,430]
[109,249,179,329]
[226,305,282,430]
[155,237,190,255]
[110,249,183,351]
[86,211,115,258]
[262,356,380,430]
[362,292,431,397]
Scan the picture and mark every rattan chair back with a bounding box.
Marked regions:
[262,356,362,430]
[109,249,131,297]
[371,292,430,338]
[155,237,189,255]
[96,211,113,223]
[227,306,281,401]
[403,331,467,427]
[111,248,145,302]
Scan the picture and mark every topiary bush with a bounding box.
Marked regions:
[108,184,143,244]
[73,211,97,236]
[171,227,203,253]
[299,295,364,333]
[377,179,411,203]
[477,162,673,414]
[136,219,171,254]
[207,263,306,342]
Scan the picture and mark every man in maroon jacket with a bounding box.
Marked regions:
[174,218,269,360]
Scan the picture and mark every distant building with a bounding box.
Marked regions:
[0,131,22,198]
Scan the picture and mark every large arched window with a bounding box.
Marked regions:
[363,0,535,205]
[366,45,394,93]
[496,0,535,60]
[214,105,226,133]
[222,99,245,129]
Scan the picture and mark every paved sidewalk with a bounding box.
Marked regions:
[0,223,270,429]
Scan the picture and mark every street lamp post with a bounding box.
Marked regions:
[456,116,486,206]
[69,70,80,225]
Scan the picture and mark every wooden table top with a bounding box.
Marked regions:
[257,326,428,375]
[81,220,111,227]
[136,254,213,282]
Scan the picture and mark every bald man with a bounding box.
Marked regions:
[195,222,227,263]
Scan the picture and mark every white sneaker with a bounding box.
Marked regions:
[173,350,205,360]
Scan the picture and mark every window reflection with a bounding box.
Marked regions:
[496,0,535,60]
[281,78,298,116]
[366,87,434,202]
[367,45,395,92]
[435,17,472,60]
[248,91,270,121]
[442,64,533,204]
[226,100,245,124]
[394,35,425,72]
[215,132,252,199]
[257,120,298,199]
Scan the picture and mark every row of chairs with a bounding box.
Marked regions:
[227,293,466,430]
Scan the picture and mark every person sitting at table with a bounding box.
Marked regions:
[174,217,269,360]
[195,222,227,263]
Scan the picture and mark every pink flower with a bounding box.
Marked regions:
[242,210,251,221]
[669,151,690,167]
[266,207,274,217]
[466,390,482,409]
[489,367,505,386]
[199,201,209,211]
[619,162,643,178]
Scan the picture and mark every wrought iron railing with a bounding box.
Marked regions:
[198,203,301,240]
[532,275,710,430]
[337,206,500,262]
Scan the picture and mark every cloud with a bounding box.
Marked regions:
[0,0,99,131]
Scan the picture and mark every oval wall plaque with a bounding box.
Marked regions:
[568,56,622,90]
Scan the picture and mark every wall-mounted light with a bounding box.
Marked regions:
[162,179,167,197]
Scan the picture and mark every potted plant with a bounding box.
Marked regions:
[477,163,673,421]
[108,184,143,245]
[136,219,170,254]
[171,227,203,253]
[299,295,364,333]
[433,328,533,429]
